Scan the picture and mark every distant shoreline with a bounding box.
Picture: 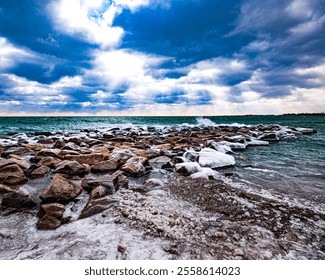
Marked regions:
[0,112,324,118]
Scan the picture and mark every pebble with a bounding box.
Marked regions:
[234,248,244,256]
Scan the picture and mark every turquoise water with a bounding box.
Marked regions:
[0,115,324,203]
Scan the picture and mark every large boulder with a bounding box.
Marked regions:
[1,191,36,209]
[122,156,148,177]
[0,164,28,185]
[37,203,65,230]
[40,174,82,203]
[54,160,89,176]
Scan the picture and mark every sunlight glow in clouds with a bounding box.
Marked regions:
[0,0,324,115]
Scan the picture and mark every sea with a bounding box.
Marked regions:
[0,115,324,205]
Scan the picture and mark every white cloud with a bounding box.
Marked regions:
[0,37,38,70]
[90,49,167,88]
[114,0,151,12]
[289,14,325,38]
[49,0,124,48]
[295,62,325,86]
[90,90,114,101]
[243,40,271,52]
[49,0,157,48]
[285,0,313,19]
[1,74,83,103]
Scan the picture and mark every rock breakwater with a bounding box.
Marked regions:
[0,123,323,259]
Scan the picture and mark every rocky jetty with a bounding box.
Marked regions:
[0,123,323,259]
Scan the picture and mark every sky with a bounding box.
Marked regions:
[0,0,324,116]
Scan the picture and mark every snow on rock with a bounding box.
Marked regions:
[245,137,269,146]
[199,148,235,168]
[191,172,209,180]
[201,167,216,177]
[175,162,202,175]
[218,141,246,150]
[207,140,233,154]
[294,127,316,134]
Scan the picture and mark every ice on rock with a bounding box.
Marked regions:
[175,162,202,175]
[207,140,233,154]
[191,172,209,180]
[201,167,216,177]
[295,127,316,134]
[199,148,235,168]
[215,145,232,154]
[245,137,269,146]
[218,141,246,150]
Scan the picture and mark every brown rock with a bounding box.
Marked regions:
[90,186,110,200]
[21,143,45,152]
[91,159,119,173]
[0,164,28,185]
[1,191,36,209]
[62,142,80,151]
[117,245,126,254]
[30,165,51,178]
[40,174,82,203]
[132,149,160,159]
[79,196,118,219]
[58,150,81,157]
[37,139,54,145]
[38,156,61,168]
[36,148,61,158]
[37,203,65,230]
[0,184,21,193]
[1,146,31,158]
[0,157,29,170]
[90,146,111,157]
[111,171,129,188]
[53,139,65,149]
[122,156,148,177]
[110,149,135,165]
[81,175,117,193]
[64,153,105,165]
[54,160,89,176]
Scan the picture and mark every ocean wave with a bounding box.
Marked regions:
[195,117,250,128]
[196,117,217,126]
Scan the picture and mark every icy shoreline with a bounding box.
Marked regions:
[0,123,324,259]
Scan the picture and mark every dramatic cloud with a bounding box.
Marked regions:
[0,37,39,70]
[0,0,324,115]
